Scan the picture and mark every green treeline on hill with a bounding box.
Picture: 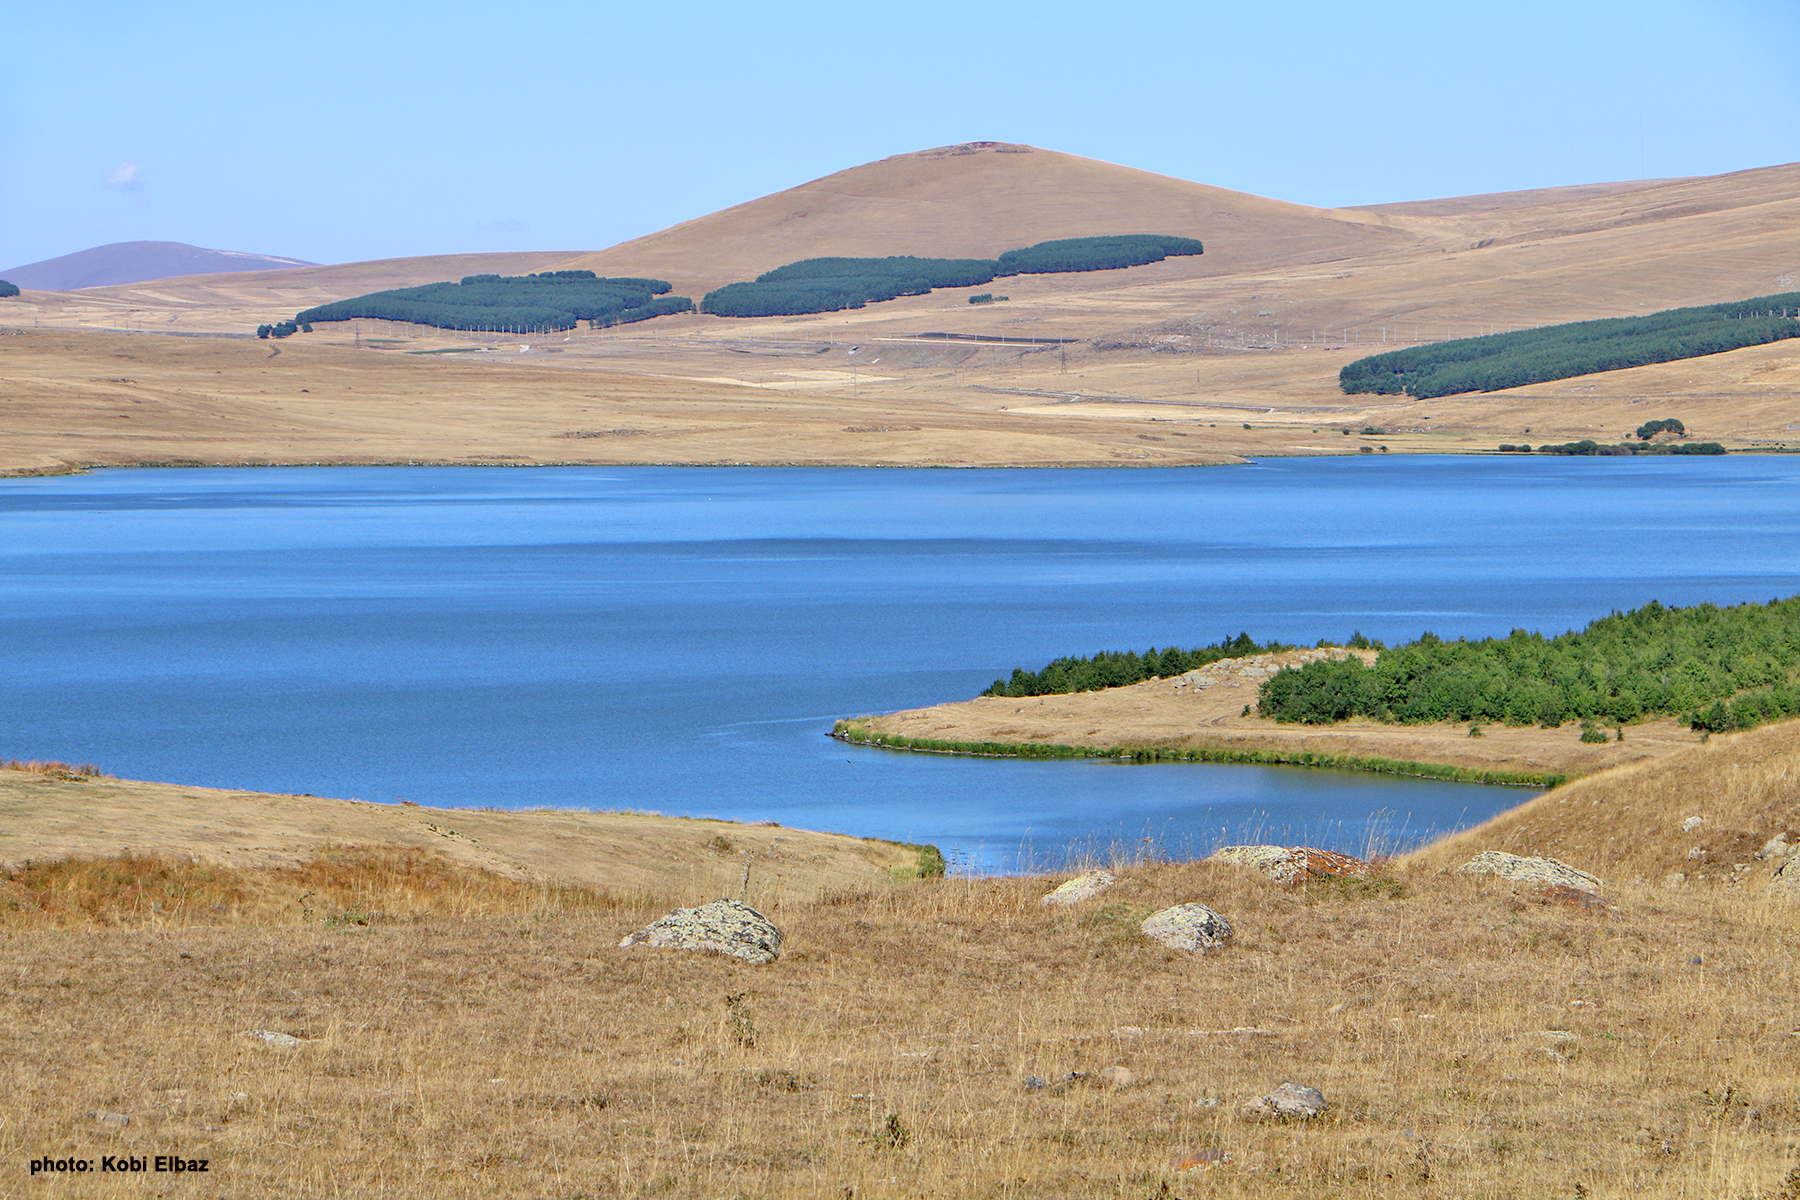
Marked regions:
[700,235,1204,318]
[981,632,1297,697]
[1339,291,1800,399]
[1255,596,1800,734]
[293,271,695,333]
[0,279,20,298]
[995,235,1205,276]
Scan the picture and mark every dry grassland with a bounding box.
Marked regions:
[4,146,1798,474]
[4,727,1800,1198]
[0,767,920,905]
[851,649,1708,782]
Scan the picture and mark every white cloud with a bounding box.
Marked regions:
[104,161,145,192]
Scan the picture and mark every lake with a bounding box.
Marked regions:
[5,456,1799,872]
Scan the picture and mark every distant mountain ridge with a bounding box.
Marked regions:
[1,241,319,291]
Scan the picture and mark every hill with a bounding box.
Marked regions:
[2,146,1798,472]
[0,241,319,291]
[554,141,1414,299]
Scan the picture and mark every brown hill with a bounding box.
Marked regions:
[1,240,319,291]
[1,146,1797,473]
[553,141,1419,298]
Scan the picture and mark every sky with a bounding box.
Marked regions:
[3,0,1797,270]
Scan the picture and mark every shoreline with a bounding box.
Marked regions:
[830,719,1566,788]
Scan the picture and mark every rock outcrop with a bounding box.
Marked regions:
[1042,869,1118,905]
[1140,903,1233,951]
[619,898,783,963]
[1454,851,1602,893]
[1209,844,1368,884]
[1242,1081,1328,1120]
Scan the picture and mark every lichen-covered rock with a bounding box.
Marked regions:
[1210,845,1368,884]
[1042,869,1118,905]
[1140,903,1233,951]
[1455,851,1602,893]
[1242,1081,1328,1120]
[619,898,783,963]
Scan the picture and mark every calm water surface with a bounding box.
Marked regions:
[5,457,1799,871]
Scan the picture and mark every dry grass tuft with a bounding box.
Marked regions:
[2,757,103,780]
[0,846,644,929]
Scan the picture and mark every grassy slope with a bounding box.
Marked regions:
[1405,717,1800,884]
[0,766,920,906]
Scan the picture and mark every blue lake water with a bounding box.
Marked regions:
[4,456,1799,872]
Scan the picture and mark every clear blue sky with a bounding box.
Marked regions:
[4,0,1796,269]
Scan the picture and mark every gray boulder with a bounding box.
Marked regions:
[619,898,783,964]
[1242,1081,1328,1120]
[1210,844,1369,884]
[1042,869,1118,905]
[1454,851,1602,893]
[1140,903,1233,951]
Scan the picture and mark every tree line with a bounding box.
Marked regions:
[1339,291,1800,399]
[291,271,694,333]
[1255,595,1800,733]
[700,235,1204,318]
[0,279,19,298]
[981,631,1296,697]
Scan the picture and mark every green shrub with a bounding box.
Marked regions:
[1256,595,1800,735]
[983,632,1293,697]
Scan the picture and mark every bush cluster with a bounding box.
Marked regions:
[1339,292,1800,399]
[700,235,1203,318]
[1255,596,1800,733]
[294,271,694,333]
[1532,438,1725,456]
[982,632,1292,697]
[0,278,19,298]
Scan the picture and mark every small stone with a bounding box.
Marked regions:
[243,1029,303,1049]
[1242,1081,1328,1120]
[1022,1075,1047,1091]
[1681,816,1705,833]
[619,898,783,964]
[1140,903,1233,951]
[1041,869,1117,905]
[1455,851,1602,893]
[90,1110,130,1129]
[1098,1065,1137,1088]
[1756,835,1792,860]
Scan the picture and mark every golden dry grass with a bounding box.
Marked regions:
[3,845,1797,1198]
[0,766,921,906]
[1409,718,1800,886]
[4,729,1800,1196]
[4,145,1798,473]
